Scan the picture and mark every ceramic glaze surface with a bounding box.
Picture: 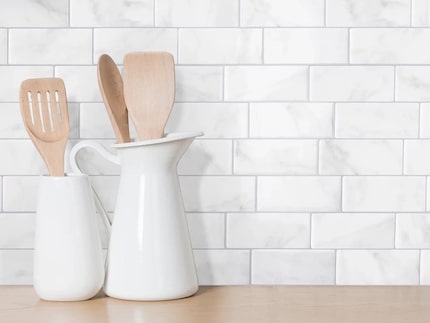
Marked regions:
[33,174,104,301]
[71,132,201,300]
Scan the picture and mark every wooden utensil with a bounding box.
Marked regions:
[20,78,69,176]
[97,54,130,143]
[123,51,175,140]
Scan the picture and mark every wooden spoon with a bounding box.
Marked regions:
[123,51,175,140]
[97,54,130,143]
[20,78,69,176]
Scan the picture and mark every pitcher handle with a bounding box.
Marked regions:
[70,141,120,234]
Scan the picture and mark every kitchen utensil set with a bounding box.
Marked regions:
[19,51,200,302]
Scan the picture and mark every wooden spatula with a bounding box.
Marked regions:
[97,54,130,143]
[20,78,69,176]
[123,51,175,140]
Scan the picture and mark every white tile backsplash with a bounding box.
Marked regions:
[180,176,255,212]
[343,176,426,212]
[258,176,341,212]
[9,29,92,65]
[166,103,248,138]
[319,140,403,175]
[234,140,317,175]
[193,250,250,285]
[264,28,348,64]
[312,213,395,249]
[396,66,430,101]
[227,213,310,248]
[175,66,223,102]
[252,250,335,285]
[0,213,35,248]
[186,213,225,249]
[179,29,262,64]
[155,0,239,27]
[0,250,33,285]
[250,103,334,138]
[396,213,430,248]
[71,0,153,27]
[412,0,430,26]
[0,0,68,27]
[240,0,325,27]
[310,66,394,102]
[351,29,430,64]
[335,103,419,138]
[94,28,178,64]
[2,0,430,287]
[326,0,410,26]
[336,250,420,285]
[225,66,308,101]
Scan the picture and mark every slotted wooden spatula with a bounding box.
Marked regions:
[123,51,175,140]
[20,78,69,176]
[97,54,130,143]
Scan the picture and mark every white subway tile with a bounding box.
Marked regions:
[252,250,335,285]
[0,213,35,248]
[0,140,50,175]
[179,29,262,64]
[0,0,68,27]
[0,250,33,285]
[327,0,410,26]
[337,250,419,285]
[311,66,394,101]
[94,29,177,63]
[0,29,6,64]
[166,103,248,138]
[178,140,232,175]
[0,103,36,138]
[0,66,53,101]
[405,140,430,174]
[70,140,120,176]
[335,103,419,138]
[420,104,430,137]
[227,213,310,248]
[351,29,430,64]
[420,250,430,285]
[175,66,223,102]
[312,213,395,248]
[343,176,426,212]
[396,66,430,101]
[180,176,255,212]
[234,140,317,175]
[55,66,101,102]
[225,66,308,101]
[258,176,341,212]
[412,0,430,26]
[71,0,153,27]
[156,0,238,27]
[250,103,333,138]
[80,103,115,139]
[319,140,403,175]
[240,0,325,26]
[193,250,249,285]
[3,176,39,212]
[396,213,430,248]
[10,29,92,65]
[264,29,348,64]
[186,213,225,249]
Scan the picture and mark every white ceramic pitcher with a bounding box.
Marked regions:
[70,132,202,301]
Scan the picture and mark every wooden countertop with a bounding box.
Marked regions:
[1,286,430,322]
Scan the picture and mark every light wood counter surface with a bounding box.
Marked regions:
[1,286,430,322]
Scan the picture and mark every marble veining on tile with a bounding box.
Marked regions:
[70,0,153,27]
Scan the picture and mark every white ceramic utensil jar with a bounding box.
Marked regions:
[33,174,104,301]
[70,132,202,301]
